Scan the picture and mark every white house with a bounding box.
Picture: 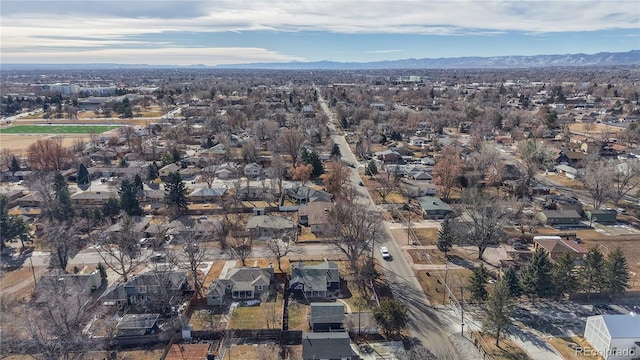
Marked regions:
[584,314,640,360]
[243,162,262,178]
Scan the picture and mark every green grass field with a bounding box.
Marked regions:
[0,125,119,134]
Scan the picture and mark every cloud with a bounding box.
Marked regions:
[1,0,637,63]
[1,47,305,66]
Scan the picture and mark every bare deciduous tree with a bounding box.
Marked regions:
[42,220,82,271]
[265,234,297,272]
[458,187,512,260]
[582,160,613,209]
[609,160,640,206]
[229,237,253,267]
[327,199,384,271]
[278,128,306,166]
[96,215,145,282]
[21,276,95,360]
[432,146,463,200]
[27,137,72,171]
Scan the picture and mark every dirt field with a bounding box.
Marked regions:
[0,134,93,151]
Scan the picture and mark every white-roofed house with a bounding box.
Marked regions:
[584,314,640,360]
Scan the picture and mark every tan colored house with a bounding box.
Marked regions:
[298,201,334,234]
[159,163,181,178]
[534,237,588,263]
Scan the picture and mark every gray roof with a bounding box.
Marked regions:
[117,314,159,331]
[291,261,340,292]
[125,271,186,291]
[310,302,345,324]
[417,196,452,212]
[286,186,332,203]
[224,267,273,289]
[598,314,640,339]
[302,332,353,360]
[245,215,296,230]
[189,187,227,197]
[541,209,583,219]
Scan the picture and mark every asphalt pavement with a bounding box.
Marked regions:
[317,88,459,358]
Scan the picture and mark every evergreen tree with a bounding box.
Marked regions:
[551,252,576,299]
[51,172,75,221]
[119,180,142,216]
[502,267,521,297]
[372,298,409,337]
[164,171,188,220]
[365,160,378,177]
[77,163,89,185]
[331,143,341,158]
[0,195,30,249]
[133,174,144,192]
[147,162,159,181]
[605,247,630,299]
[520,248,554,302]
[467,263,489,302]
[579,247,606,302]
[172,147,181,163]
[101,198,120,223]
[302,150,324,177]
[436,215,455,258]
[483,279,513,347]
[10,156,20,173]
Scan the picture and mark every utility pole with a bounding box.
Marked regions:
[442,264,449,305]
[460,286,465,337]
[29,256,37,286]
[407,209,412,245]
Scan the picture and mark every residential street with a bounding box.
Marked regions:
[317,88,459,357]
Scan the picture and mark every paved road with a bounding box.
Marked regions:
[317,87,458,358]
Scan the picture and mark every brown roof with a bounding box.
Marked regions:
[535,239,588,255]
[298,201,334,225]
[165,344,210,360]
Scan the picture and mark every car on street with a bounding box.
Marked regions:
[151,253,166,261]
[358,181,364,186]
[380,246,391,260]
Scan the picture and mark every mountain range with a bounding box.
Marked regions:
[3,50,639,70]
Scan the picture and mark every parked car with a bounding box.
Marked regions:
[151,253,166,261]
[380,246,391,260]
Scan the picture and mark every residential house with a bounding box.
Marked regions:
[159,163,181,178]
[302,105,315,117]
[285,186,332,205]
[243,162,262,178]
[215,162,238,179]
[538,209,583,226]
[290,261,340,300]
[298,202,334,234]
[237,185,267,201]
[70,190,117,208]
[584,314,640,360]
[585,209,617,225]
[302,332,354,360]
[554,164,581,180]
[188,187,227,203]
[34,270,102,303]
[407,169,432,182]
[557,150,588,167]
[0,190,25,207]
[417,196,453,219]
[310,302,345,332]
[581,141,601,156]
[403,181,437,198]
[533,236,588,264]
[370,103,386,111]
[123,271,187,311]
[206,267,274,306]
[245,215,296,238]
[409,136,429,147]
[16,192,44,207]
[0,170,32,182]
[375,149,403,164]
[116,314,160,337]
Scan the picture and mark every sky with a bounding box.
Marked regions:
[1,0,639,66]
